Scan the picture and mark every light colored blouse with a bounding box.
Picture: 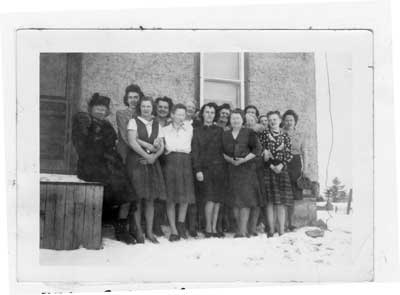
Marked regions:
[160,122,193,154]
[283,128,306,156]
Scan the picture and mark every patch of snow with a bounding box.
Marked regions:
[40,210,353,282]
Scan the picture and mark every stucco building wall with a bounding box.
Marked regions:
[246,53,318,181]
[79,53,199,127]
[76,52,317,181]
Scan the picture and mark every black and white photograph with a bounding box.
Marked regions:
[2,1,398,293]
[38,51,350,272]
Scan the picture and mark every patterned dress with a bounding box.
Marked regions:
[222,127,263,208]
[71,112,136,208]
[258,128,294,206]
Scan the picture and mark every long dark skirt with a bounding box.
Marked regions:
[126,150,167,201]
[287,154,303,200]
[255,156,267,207]
[198,163,227,204]
[264,163,294,206]
[163,152,196,204]
[226,159,262,208]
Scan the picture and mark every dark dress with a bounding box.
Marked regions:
[255,132,267,207]
[222,127,263,208]
[71,112,136,208]
[191,124,227,203]
[258,128,294,206]
[125,118,167,201]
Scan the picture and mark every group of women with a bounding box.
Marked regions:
[71,84,307,245]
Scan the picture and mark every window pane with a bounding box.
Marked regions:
[40,53,68,98]
[203,81,240,107]
[203,52,240,80]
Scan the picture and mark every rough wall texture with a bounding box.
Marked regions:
[77,52,317,181]
[79,53,199,127]
[246,53,318,181]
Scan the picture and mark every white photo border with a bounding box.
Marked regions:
[1,1,397,293]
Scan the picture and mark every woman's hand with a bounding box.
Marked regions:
[271,163,284,174]
[196,172,204,182]
[263,149,272,162]
[145,143,157,153]
[139,154,155,165]
[233,157,245,166]
[153,138,163,150]
[223,154,235,165]
[276,142,284,151]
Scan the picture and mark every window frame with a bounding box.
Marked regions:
[199,52,245,108]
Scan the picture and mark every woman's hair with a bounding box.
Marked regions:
[244,112,258,126]
[258,114,268,122]
[199,102,219,123]
[88,92,111,113]
[218,103,231,114]
[266,110,281,119]
[136,96,154,116]
[155,96,174,116]
[230,108,245,123]
[244,105,260,117]
[171,103,187,114]
[282,109,299,125]
[123,84,144,106]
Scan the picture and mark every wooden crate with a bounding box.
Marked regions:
[40,174,104,250]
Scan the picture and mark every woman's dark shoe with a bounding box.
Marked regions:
[204,231,213,238]
[249,231,258,237]
[153,225,164,237]
[135,233,145,244]
[169,234,180,242]
[287,225,297,232]
[114,219,137,245]
[214,232,225,238]
[177,222,188,239]
[266,232,274,238]
[146,234,160,244]
[189,230,198,238]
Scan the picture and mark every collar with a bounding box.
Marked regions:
[172,121,187,131]
[138,116,153,126]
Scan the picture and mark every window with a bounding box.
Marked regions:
[200,52,245,108]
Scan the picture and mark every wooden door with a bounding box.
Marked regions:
[40,53,81,174]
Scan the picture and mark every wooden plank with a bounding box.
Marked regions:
[42,184,57,249]
[82,185,96,249]
[72,184,86,249]
[91,185,104,249]
[39,184,47,248]
[63,184,76,250]
[54,184,67,250]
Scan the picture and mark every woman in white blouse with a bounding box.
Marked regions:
[160,103,196,242]
[126,96,167,244]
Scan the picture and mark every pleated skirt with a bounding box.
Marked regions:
[126,150,167,201]
[263,163,294,206]
[163,152,196,204]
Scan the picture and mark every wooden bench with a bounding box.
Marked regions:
[40,174,104,250]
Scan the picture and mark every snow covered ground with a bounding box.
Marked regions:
[40,203,353,282]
